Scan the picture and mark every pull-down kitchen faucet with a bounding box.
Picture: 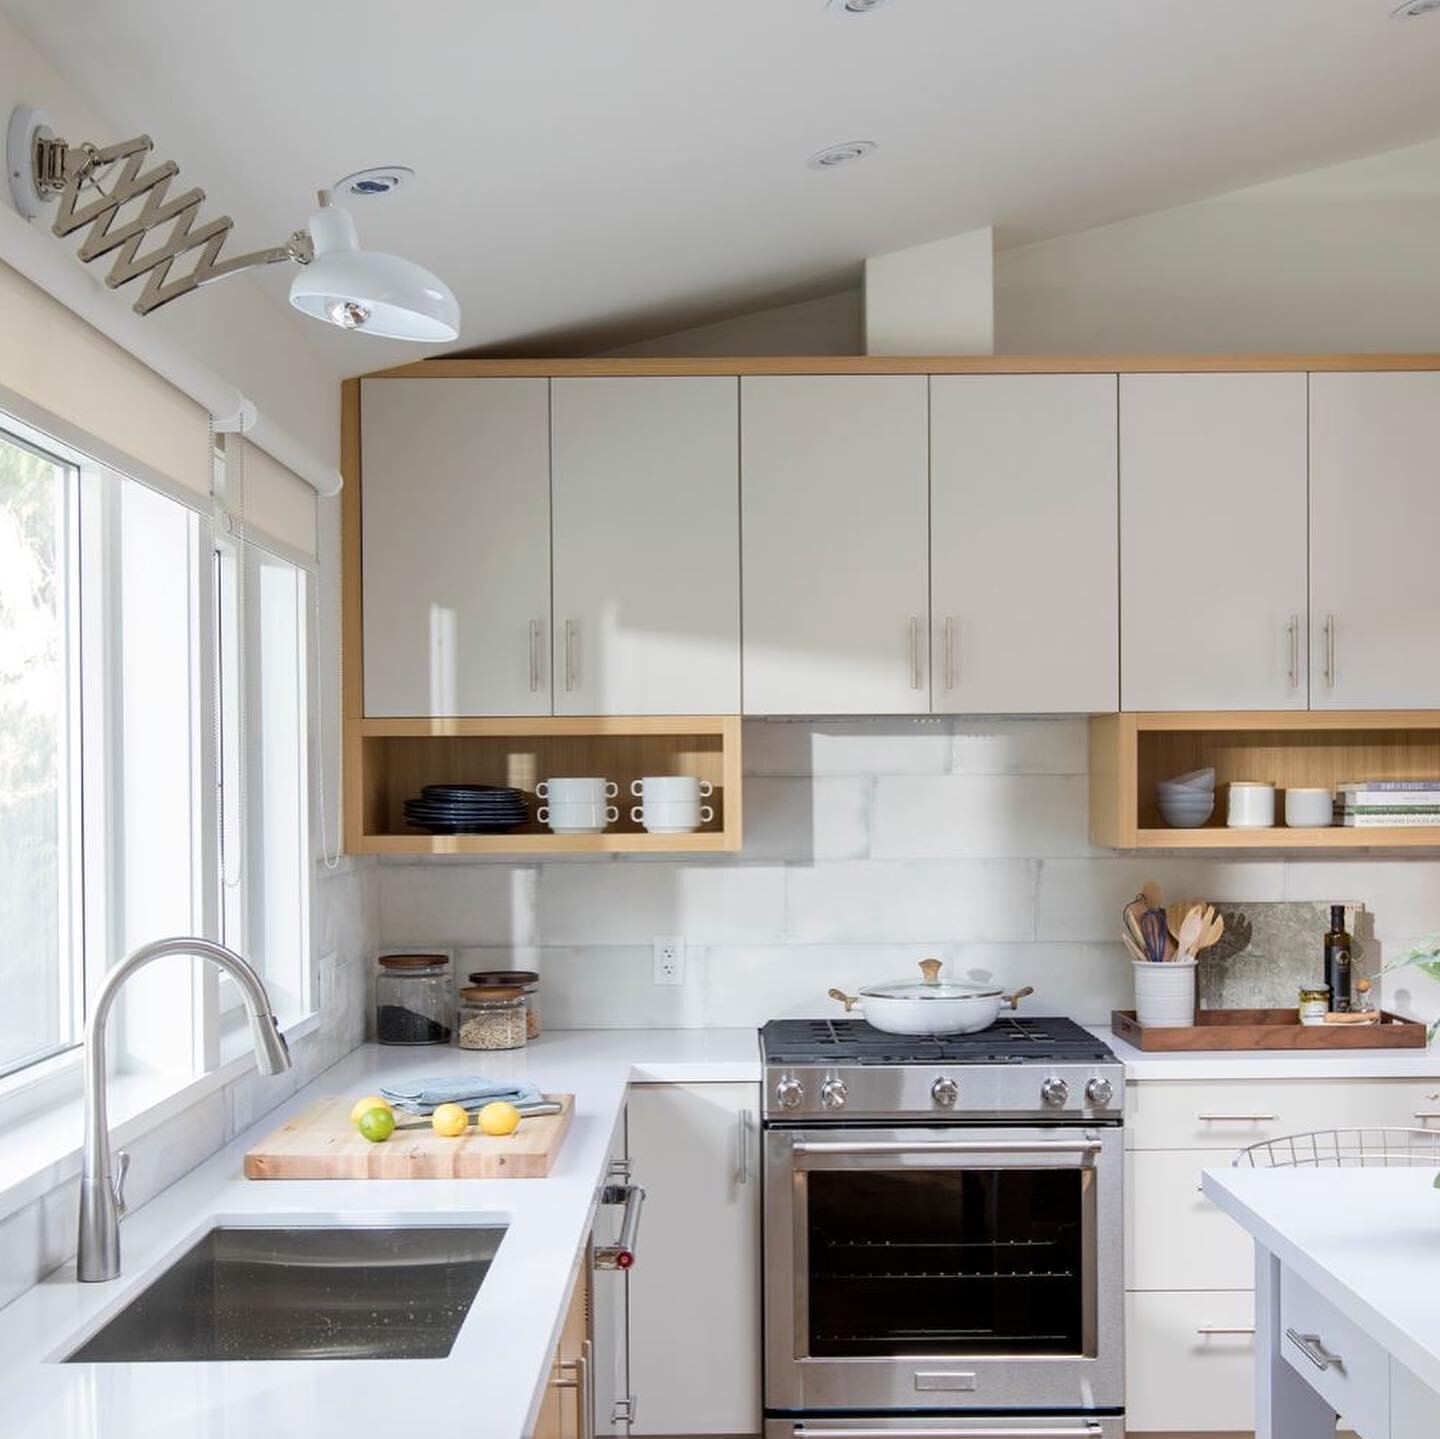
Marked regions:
[78,937,293,1282]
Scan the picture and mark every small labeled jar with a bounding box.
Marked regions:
[376,954,454,1045]
[457,986,528,1051]
[1298,986,1331,1026]
[469,969,541,1038]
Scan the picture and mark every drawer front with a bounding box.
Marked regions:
[1392,1359,1440,1439]
[1126,1290,1255,1432]
[1126,1149,1254,1291]
[1280,1268,1388,1437]
[1127,1078,1440,1152]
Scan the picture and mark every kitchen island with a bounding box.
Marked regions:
[0,1030,760,1439]
[1203,1166,1440,1438]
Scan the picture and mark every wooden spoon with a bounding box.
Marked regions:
[1165,900,1198,942]
[1141,880,1164,911]
[1175,907,1204,959]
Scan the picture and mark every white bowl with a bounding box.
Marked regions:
[1158,793,1216,828]
[1159,768,1216,792]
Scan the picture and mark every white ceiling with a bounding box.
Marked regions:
[8,0,1440,369]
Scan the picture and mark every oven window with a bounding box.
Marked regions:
[806,1168,1086,1357]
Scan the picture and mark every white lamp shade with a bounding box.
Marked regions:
[288,196,460,342]
[289,249,459,341]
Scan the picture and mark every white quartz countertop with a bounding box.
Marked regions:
[1091,1025,1440,1080]
[1203,1167,1440,1398]
[0,1028,761,1439]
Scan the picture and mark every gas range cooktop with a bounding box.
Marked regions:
[761,1015,1114,1067]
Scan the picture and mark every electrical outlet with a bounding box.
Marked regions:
[653,936,685,986]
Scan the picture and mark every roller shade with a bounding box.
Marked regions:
[0,260,211,500]
[222,433,319,561]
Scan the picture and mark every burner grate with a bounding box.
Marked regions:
[760,1014,1114,1066]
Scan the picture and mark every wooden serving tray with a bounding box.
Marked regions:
[244,1094,573,1179]
[1112,1008,1427,1052]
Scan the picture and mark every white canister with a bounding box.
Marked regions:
[1285,787,1334,827]
[1226,781,1276,829]
[1133,958,1198,1028]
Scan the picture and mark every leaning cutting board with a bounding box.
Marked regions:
[244,1094,573,1179]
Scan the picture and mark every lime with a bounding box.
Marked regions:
[357,1106,396,1143]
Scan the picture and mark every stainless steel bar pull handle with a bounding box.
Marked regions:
[1197,1112,1278,1122]
[793,1138,1103,1157]
[529,619,542,692]
[735,1109,752,1186]
[564,619,577,693]
[944,615,956,692]
[595,1182,645,1268]
[1196,1325,1256,1336]
[909,617,923,690]
[793,1427,1103,1438]
[1287,614,1299,688]
[1323,612,1336,688]
[1286,1328,1342,1371]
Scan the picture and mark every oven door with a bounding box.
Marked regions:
[764,1125,1123,1414]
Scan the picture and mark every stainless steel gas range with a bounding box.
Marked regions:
[760,1016,1125,1439]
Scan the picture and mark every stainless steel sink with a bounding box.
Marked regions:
[65,1224,506,1362]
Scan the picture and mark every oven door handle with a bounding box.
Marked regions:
[792,1427,1104,1438]
[789,1139,1104,1157]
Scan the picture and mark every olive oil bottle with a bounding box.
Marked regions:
[1324,904,1353,1013]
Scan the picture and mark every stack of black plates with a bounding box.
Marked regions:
[403,784,528,834]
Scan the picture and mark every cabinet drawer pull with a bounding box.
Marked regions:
[1322,613,1336,688]
[909,616,923,690]
[1287,614,1300,688]
[1413,1112,1440,1120]
[736,1108,753,1186]
[944,616,956,692]
[1286,1327,1342,1371]
[564,619,577,692]
[1197,1112,1278,1122]
[1196,1325,1255,1337]
[529,619,542,692]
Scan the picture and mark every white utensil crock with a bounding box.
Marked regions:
[1133,958,1198,1028]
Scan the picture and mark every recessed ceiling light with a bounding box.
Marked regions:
[807,140,877,170]
[1392,0,1440,16]
[332,165,415,199]
[828,0,895,11]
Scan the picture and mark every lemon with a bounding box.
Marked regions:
[431,1102,470,1138]
[350,1095,392,1127]
[357,1106,395,1143]
[478,1100,521,1137]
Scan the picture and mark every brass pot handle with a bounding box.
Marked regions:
[918,957,943,984]
[1005,986,1036,1010]
[828,987,859,1013]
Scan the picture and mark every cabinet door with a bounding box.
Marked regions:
[741,376,929,715]
[626,1083,761,1436]
[1393,1359,1440,1439]
[1126,1290,1256,1432]
[931,374,1117,713]
[551,378,739,715]
[1120,373,1308,711]
[360,378,550,717]
[1310,372,1440,708]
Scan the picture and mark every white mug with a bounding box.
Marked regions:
[1227,781,1276,828]
[537,777,617,804]
[538,801,618,834]
[630,776,713,804]
[631,801,714,834]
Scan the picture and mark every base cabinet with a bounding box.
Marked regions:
[1126,1290,1256,1433]
[534,1258,592,1439]
[626,1082,762,1437]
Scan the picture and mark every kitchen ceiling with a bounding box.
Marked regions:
[7,0,1440,369]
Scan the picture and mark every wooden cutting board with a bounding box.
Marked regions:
[244,1094,573,1180]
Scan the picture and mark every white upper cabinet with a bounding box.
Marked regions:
[550,378,740,715]
[1309,372,1440,709]
[360,378,551,717]
[930,374,1118,713]
[1120,373,1309,711]
[741,375,930,715]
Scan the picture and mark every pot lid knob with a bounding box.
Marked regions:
[918,957,943,985]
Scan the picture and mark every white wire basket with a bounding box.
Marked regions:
[1234,1128,1440,1169]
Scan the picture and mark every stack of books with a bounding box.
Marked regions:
[1334,779,1440,828]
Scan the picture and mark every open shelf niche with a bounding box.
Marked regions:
[347,715,742,855]
[1090,711,1440,850]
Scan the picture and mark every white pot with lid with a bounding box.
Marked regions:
[828,958,1035,1036]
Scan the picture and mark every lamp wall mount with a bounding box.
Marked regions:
[7,105,311,317]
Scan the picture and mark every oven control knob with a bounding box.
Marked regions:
[820,1078,849,1110]
[1085,1077,1115,1108]
[1040,1076,1070,1108]
[775,1076,804,1110]
[931,1076,959,1108]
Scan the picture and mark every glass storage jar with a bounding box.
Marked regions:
[457,986,528,1051]
[468,969,541,1038]
[376,954,454,1045]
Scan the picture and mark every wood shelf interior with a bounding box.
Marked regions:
[1092,712,1440,849]
[354,719,740,852]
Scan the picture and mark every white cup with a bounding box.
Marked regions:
[537,777,617,805]
[1285,787,1334,828]
[537,800,618,834]
[631,801,715,834]
[630,775,713,806]
[1226,781,1276,828]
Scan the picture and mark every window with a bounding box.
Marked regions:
[0,430,80,1079]
[0,408,314,1098]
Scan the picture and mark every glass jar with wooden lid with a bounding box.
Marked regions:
[468,969,540,1038]
[457,985,528,1051]
[376,953,454,1045]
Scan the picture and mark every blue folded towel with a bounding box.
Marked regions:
[380,1076,545,1115]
